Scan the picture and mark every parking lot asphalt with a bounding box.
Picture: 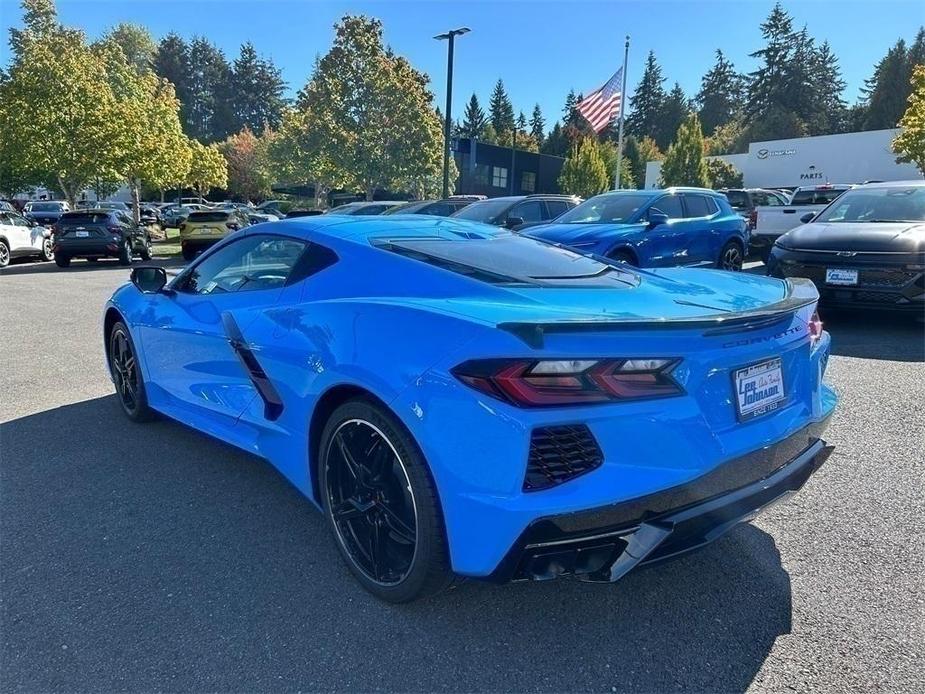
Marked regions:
[1,256,923,693]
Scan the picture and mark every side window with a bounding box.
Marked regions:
[180,235,307,295]
[424,202,452,216]
[13,214,30,227]
[683,195,717,218]
[287,242,339,285]
[649,195,684,220]
[545,200,571,219]
[511,200,545,223]
[767,193,785,206]
[0,213,9,225]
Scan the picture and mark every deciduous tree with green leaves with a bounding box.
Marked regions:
[558,137,609,198]
[705,158,743,188]
[659,112,709,188]
[892,64,925,173]
[219,126,273,201]
[186,140,227,198]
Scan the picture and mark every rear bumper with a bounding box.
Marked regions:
[487,415,833,583]
[54,239,121,257]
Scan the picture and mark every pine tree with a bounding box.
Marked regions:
[153,33,192,128]
[460,93,487,138]
[909,27,925,69]
[563,89,593,144]
[807,40,847,134]
[540,121,568,157]
[186,36,235,142]
[488,79,515,140]
[862,39,912,130]
[745,3,799,125]
[696,49,743,136]
[626,51,666,142]
[529,103,545,144]
[230,42,286,136]
[659,113,709,188]
[657,83,689,150]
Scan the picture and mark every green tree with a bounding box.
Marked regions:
[460,93,487,139]
[696,49,743,136]
[558,136,609,198]
[563,89,594,145]
[659,112,709,188]
[599,139,634,189]
[269,106,344,208]
[626,51,666,142]
[300,16,445,199]
[1,0,125,204]
[185,36,235,142]
[540,121,567,157]
[230,42,286,136]
[705,116,746,155]
[808,41,847,134]
[488,79,515,138]
[219,126,273,201]
[529,104,545,145]
[153,32,191,113]
[892,64,925,173]
[657,83,689,150]
[745,3,798,125]
[186,140,227,198]
[862,39,914,130]
[102,23,155,74]
[705,158,743,188]
[479,123,500,145]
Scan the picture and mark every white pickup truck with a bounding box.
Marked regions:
[751,184,853,260]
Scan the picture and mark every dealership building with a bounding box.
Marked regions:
[644,128,923,190]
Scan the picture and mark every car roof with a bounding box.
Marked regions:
[856,180,925,188]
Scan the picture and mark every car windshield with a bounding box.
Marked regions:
[30,202,63,212]
[554,193,652,224]
[450,199,515,224]
[813,186,925,223]
[97,202,128,210]
[790,188,848,205]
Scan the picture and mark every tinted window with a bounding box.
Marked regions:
[790,188,849,205]
[723,191,750,211]
[30,202,64,212]
[353,204,390,216]
[421,202,453,216]
[510,200,545,223]
[188,211,231,222]
[59,212,110,225]
[12,214,30,227]
[683,195,715,218]
[545,200,571,218]
[451,198,518,225]
[181,235,307,295]
[814,186,925,223]
[649,195,684,219]
[556,193,652,224]
[374,233,634,287]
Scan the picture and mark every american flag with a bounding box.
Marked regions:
[576,67,624,133]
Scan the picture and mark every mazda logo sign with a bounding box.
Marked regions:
[757,149,769,160]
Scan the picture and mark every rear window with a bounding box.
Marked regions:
[30,202,64,212]
[373,233,636,288]
[60,212,110,224]
[187,211,230,222]
[790,188,849,205]
[450,198,515,225]
[723,191,750,211]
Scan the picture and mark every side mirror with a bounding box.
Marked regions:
[800,212,816,224]
[131,266,168,294]
[647,211,669,228]
[505,216,524,229]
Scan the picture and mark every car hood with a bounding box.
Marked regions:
[526,222,644,245]
[781,222,925,253]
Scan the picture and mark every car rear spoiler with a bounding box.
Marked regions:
[498,277,819,348]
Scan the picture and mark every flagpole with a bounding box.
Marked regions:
[615,35,630,190]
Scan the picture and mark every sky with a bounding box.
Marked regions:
[1,0,922,127]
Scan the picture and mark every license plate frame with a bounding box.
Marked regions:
[75,230,89,238]
[825,267,858,286]
[733,357,786,423]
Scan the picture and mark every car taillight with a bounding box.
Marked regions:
[107,224,121,233]
[808,309,823,347]
[226,222,239,230]
[452,358,682,407]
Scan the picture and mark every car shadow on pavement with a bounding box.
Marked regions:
[0,256,184,277]
[824,309,924,362]
[2,395,792,693]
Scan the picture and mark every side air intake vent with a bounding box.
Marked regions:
[524,425,603,492]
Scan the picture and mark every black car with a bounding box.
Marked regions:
[383,198,474,217]
[25,201,70,227]
[52,210,152,268]
[767,181,925,313]
[449,194,580,230]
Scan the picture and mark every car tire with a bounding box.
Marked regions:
[719,240,744,271]
[54,254,70,268]
[318,398,453,603]
[608,249,636,266]
[139,236,152,261]
[118,239,132,266]
[0,240,9,268]
[181,245,197,262]
[40,237,54,262]
[109,321,156,423]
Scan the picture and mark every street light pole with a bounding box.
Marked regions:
[435,27,470,199]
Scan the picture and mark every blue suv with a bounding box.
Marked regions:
[526,188,748,270]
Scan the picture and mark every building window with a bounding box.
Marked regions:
[492,166,508,189]
[521,171,536,193]
[473,164,489,185]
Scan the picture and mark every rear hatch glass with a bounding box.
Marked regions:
[722,191,750,211]
[790,188,848,205]
[187,211,230,222]
[59,213,109,225]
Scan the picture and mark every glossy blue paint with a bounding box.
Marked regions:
[105,215,835,577]
[526,188,749,266]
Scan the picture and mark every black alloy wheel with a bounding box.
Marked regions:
[109,321,155,422]
[325,419,418,585]
[720,241,744,271]
[319,399,452,603]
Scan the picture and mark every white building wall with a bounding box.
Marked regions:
[643,129,922,190]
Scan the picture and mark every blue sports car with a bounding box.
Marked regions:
[527,187,749,270]
[104,215,835,602]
